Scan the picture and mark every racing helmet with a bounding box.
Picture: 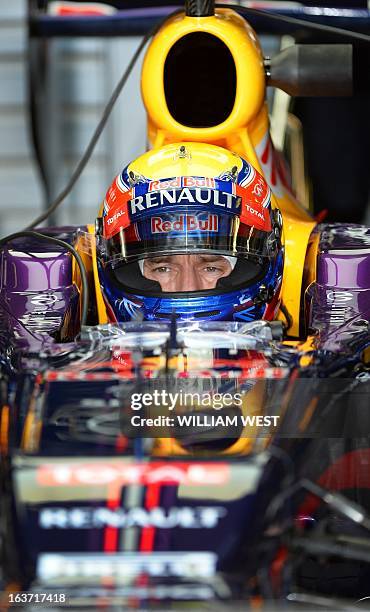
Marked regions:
[96,142,283,322]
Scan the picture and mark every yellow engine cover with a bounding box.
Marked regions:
[141,7,317,336]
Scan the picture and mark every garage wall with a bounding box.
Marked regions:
[0,0,43,235]
[3,4,366,232]
[0,0,146,236]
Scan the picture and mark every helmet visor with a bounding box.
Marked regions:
[100,208,277,265]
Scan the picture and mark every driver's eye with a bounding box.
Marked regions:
[203,266,222,273]
[153,266,172,274]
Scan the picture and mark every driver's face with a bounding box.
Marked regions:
[142,254,232,292]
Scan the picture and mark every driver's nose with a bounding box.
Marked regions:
[178,262,201,292]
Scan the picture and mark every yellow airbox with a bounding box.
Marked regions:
[141,8,317,336]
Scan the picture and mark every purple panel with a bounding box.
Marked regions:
[4,251,72,291]
[318,252,370,289]
[307,224,370,351]
[0,228,83,353]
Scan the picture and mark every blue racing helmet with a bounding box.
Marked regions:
[96,143,283,323]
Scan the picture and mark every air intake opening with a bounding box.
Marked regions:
[164,33,237,128]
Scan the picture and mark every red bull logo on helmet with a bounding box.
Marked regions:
[151,214,219,234]
[148,176,215,192]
